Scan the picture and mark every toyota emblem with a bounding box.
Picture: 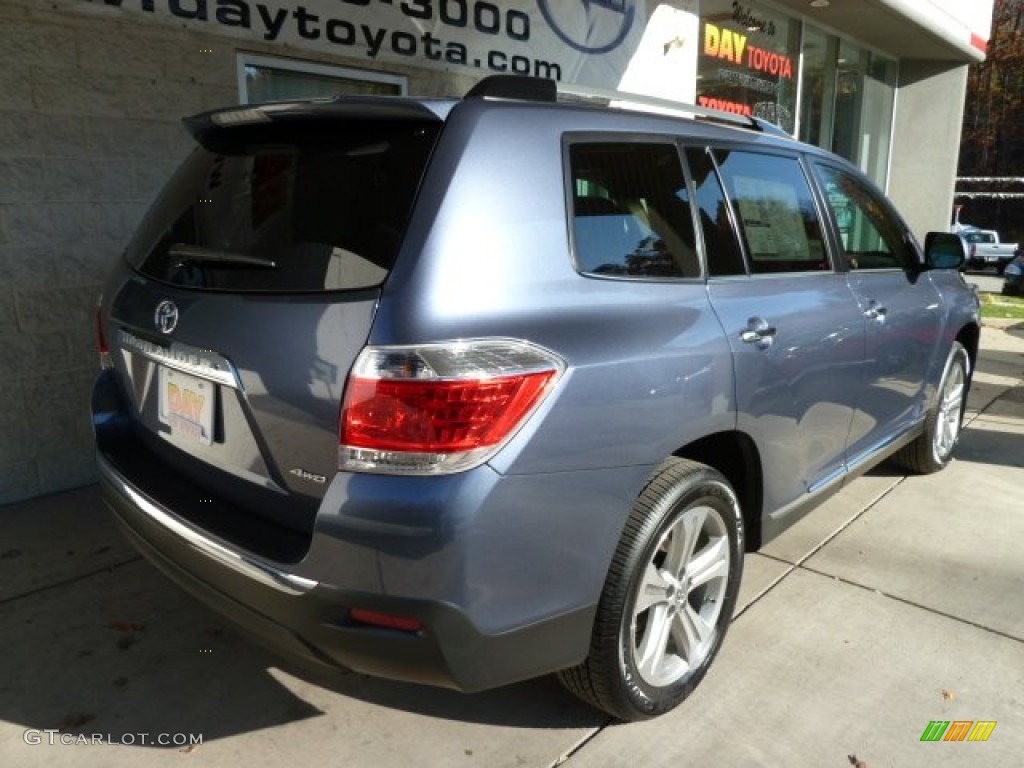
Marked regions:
[154,300,179,335]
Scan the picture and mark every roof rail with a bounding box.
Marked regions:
[464,75,792,138]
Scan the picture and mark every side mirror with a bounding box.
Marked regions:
[923,232,966,270]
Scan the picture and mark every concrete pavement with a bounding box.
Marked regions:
[2,324,1023,768]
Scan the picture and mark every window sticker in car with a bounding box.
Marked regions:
[732,175,811,261]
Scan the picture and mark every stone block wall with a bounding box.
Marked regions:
[0,2,459,504]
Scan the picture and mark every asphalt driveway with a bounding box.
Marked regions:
[2,324,1022,768]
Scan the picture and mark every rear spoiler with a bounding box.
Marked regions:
[183,98,449,150]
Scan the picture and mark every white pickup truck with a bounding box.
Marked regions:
[960,228,1018,273]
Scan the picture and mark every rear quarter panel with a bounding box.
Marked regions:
[374,100,738,477]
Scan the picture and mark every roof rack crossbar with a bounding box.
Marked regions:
[464,75,791,138]
[464,75,557,102]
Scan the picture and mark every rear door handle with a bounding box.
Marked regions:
[740,328,777,343]
[863,301,888,322]
[741,318,777,347]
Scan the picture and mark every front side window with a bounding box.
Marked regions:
[569,143,699,279]
[714,151,829,274]
[813,164,911,270]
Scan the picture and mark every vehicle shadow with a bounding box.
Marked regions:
[957,383,1024,469]
[1004,321,1024,340]
[0,558,603,751]
[972,348,1024,379]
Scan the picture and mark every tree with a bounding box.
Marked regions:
[957,0,1024,237]
[959,0,1024,176]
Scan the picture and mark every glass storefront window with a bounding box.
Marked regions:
[238,54,406,103]
[796,31,899,187]
[859,54,898,186]
[798,26,839,150]
[829,40,897,186]
[697,0,800,133]
[696,4,898,189]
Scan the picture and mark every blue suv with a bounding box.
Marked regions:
[93,76,979,721]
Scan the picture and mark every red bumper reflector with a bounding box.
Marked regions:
[349,609,423,633]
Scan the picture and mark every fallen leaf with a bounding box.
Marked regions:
[60,712,95,728]
[847,755,867,768]
[109,621,145,633]
[942,689,955,702]
[180,744,199,754]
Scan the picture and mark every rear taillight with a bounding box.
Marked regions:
[339,339,564,475]
[97,303,112,369]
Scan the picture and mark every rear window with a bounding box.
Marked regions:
[126,120,440,292]
[962,231,995,244]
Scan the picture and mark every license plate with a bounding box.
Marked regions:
[158,367,214,445]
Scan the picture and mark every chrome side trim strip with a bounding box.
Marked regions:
[845,421,923,476]
[806,465,847,495]
[99,454,318,596]
[770,468,845,524]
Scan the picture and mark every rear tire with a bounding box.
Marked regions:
[558,458,744,721]
[892,341,970,474]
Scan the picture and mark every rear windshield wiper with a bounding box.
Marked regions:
[169,244,277,269]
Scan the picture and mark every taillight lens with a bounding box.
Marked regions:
[97,303,112,369]
[339,340,564,475]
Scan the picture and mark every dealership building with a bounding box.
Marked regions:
[0,0,994,503]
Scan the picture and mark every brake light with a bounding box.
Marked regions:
[97,303,112,369]
[339,340,564,474]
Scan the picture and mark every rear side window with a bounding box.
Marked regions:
[569,143,699,279]
[714,151,830,274]
[686,148,745,277]
[126,120,440,292]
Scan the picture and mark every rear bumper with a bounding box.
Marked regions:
[99,451,598,691]
[93,370,648,692]
[967,254,1014,269]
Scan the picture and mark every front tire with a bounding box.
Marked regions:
[558,458,744,721]
[892,341,970,474]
